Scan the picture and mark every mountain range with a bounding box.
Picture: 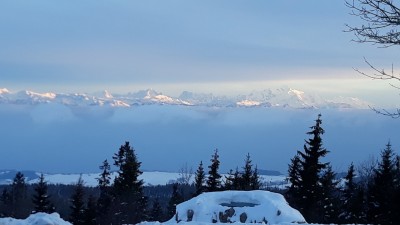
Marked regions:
[0,87,370,109]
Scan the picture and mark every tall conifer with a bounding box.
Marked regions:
[32,173,54,213]
[194,161,206,196]
[112,141,147,224]
[206,149,221,192]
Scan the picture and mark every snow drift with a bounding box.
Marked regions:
[0,213,71,225]
[167,190,305,224]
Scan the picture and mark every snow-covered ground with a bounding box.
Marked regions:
[0,213,71,225]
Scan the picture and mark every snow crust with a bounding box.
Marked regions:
[168,190,306,224]
[0,213,71,225]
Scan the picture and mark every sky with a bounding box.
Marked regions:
[0,1,399,104]
[0,1,400,174]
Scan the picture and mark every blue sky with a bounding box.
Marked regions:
[0,1,399,104]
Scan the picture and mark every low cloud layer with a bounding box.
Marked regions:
[0,104,397,174]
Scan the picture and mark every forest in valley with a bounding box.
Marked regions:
[0,114,399,225]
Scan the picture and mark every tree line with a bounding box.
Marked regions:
[286,114,400,225]
[0,141,263,224]
[0,114,399,224]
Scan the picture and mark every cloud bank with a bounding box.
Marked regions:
[0,104,397,174]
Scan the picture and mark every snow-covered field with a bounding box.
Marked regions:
[31,172,288,188]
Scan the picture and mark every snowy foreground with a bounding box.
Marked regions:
[0,191,365,225]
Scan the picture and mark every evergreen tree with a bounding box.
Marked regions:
[289,114,329,222]
[194,161,206,196]
[287,154,301,208]
[339,163,365,223]
[69,176,85,225]
[32,173,54,213]
[240,153,253,190]
[0,188,12,217]
[319,165,339,223]
[167,183,184,220]
[224,168,241,190]
[206,149,221,192]
[96,159,113,225]
[250,165,262,190]
[112,141,147,224]
[84,195,97,225]
[11,172,28,218]
[367,142,398,225]
[149,197,164,222]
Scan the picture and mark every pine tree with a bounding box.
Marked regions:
[194,161,206,196]
[167,183,184,220]
[224,167,241,190]
[0,188,12,217]
[319,165,339,223]
[250,165,262,190]
[69,176,85,225]
[287,154,301,208]
[290,114,329,222]
[11,172,28,218]
[84,195,97,225]
[96,159,113,225]
[32,173,54,213]
[112,141,147,224]
[150,197,164,222]
[340,163,365,223]
[240,153,253,190]
[206,149,221,192]
[367,142,398,225]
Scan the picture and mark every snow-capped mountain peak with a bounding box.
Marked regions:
[0,88,10,95]
[0,87,372,109]
[103,90,113,99]
[21,90,57,99]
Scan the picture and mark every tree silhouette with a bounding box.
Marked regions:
[206,149,221,192]
[32,173,54,213]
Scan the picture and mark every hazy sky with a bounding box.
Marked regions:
[0,1,399,103]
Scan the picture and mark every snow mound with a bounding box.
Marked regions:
[0,213,71,225]
[168,190,305,224]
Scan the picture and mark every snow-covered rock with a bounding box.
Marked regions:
[167,190,306,224]
[0,213,71,225]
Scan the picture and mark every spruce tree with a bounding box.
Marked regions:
[367,142,398,225]
[32,173,54,213]
[167,183,184,220]
[319,165,339,223]
[339,163,365,223]
[206,149,221,192]
[84,195,97,225]
[194,161,206,196]
[224,167,241,190]
[96,159,113,225]
[290,114,329,222]
[69,176,86,225]
[11,172,28,218]
[241,153,253,190]
[112,141,147,224]
[0,188,12,217]
[150,197,164,222]
[250,165,262,190]
[287,154,301,208]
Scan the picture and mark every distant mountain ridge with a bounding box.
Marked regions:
[0,169,287,188]
[0,87,371,109]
